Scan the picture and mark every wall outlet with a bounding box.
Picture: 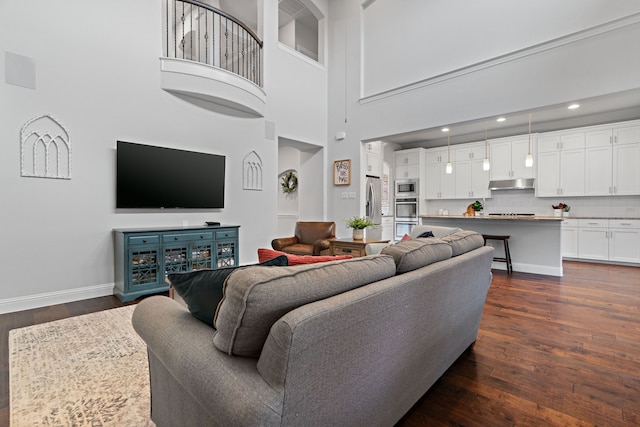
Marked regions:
[348,192,356,199]
[341,192,348,199]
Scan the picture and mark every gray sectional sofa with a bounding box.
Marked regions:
[133,230,494,427]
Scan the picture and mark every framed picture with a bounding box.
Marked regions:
[333,159,351,185]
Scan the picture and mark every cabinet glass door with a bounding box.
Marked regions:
[129,248,160,288]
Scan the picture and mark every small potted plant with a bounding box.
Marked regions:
[344,216,375,240]
[471,200,483,216]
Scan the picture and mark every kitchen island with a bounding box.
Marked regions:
[420,215,564,276]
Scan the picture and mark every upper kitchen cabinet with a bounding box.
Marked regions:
[395,148,424,180]
[424,146,455,199]
[424,147,453,165]
[490,136,535,181]
[425,162,455,199]
[454,143,491,199]
[585,121,640,196]
[536,131,585,197]
[364,141,383,177]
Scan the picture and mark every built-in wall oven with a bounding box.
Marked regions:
[394,197,419,240]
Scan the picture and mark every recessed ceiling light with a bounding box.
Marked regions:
[496,117,506,122]
[441,127,450,132]
[568,104,580,110]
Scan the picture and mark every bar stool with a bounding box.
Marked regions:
[482,235,513,274]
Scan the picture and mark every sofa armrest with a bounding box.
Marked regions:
[365,242,391,256]
[271,236,298,251]
[132,296,283,426]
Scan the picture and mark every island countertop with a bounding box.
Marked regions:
[419,214,564,221]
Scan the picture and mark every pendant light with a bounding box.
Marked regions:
[483,121,490,171]
[445,132,453,174]
[525,113,533,168]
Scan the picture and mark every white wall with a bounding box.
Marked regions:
[362,0,640,97]
[0,0,329,312]
[326,0,640,233]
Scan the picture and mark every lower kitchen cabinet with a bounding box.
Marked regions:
[561,219,579,258]
[574,219,640,264]
[114,225,240,301]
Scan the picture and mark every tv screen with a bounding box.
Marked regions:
[116,141,225,209]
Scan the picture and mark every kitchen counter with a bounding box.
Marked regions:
[420,215,563,221]
[421,215,640,221]
[420,216,563,276]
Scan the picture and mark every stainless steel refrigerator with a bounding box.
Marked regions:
[365,175,383,240]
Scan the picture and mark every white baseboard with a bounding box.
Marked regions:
[0,283,115,314]
[491,262,563,277]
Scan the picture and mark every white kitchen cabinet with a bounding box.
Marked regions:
[561,218,579,258]
[381,216,394,241]
[425,148,453,165]
[454,144,486,162]
[490,136,535,180]
[585,124,640,196]
[364,141,383,177]
[395,148,424,180]
[576,219,640,263]
[455,159,490,199]
[425,163,455,199]
[609,220,640,263]
[536,132,585,197]
[578,219,609,261]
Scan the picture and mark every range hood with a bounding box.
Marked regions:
[488,178,535,190]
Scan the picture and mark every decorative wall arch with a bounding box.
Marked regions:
[20,114,71,179]
[243,150,263,190]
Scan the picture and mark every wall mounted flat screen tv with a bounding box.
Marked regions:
[116,141,225,209]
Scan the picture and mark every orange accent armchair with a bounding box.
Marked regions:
[271,221,337,256]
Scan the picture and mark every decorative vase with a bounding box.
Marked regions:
[352,228,364,240]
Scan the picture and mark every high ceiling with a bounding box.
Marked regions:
[379,88,640,149]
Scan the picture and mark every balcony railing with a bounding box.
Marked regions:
[165,0,263,87]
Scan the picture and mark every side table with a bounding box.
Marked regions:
[330,238,390,258]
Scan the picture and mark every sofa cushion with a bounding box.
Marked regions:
[213,254,397,357]
[258,248,352,265]
[381,238,452,273]
[440,230,485,256]
[168,255,289,327]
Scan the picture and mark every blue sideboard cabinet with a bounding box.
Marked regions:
[113,225,239,302]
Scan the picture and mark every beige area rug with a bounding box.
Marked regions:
[9,305,154,426]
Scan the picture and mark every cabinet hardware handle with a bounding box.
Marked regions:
[588,223,598,225]
[143,240,147,243]
[342,249,352,253]
[175,237,178,240]
[620,223,632,226]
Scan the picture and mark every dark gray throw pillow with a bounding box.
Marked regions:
[416,231,434,238]
[168,255,288,327]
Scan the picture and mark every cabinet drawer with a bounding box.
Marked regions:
[578,219,609,228]
[333,244,364,257]
[129,235,159,245]
[561,219,579,227]
[609,220,640,229]
[216,229,238,240]
[163,232,213,243]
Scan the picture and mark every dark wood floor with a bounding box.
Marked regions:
[1,261,639,426]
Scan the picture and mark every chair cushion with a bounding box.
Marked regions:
[168,255,289,327]
[440,230,485,256]
[258,248,352,265]
[381,238,452,273]
[213,255,397,357]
